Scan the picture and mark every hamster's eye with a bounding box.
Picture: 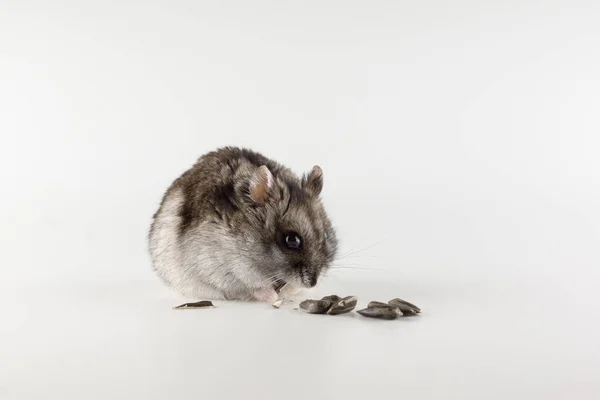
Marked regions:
[283,231,303,250]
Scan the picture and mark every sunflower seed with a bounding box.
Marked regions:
[394,305,417,316]
[273,280,287,293]
[356,307,399,320]
[321,295,342,303]
[388,298,420,315]
[172,300,215,310]
[388,298,421,313]
[327,296,358,315]
[299,299,332,314]
[367,301,395,309]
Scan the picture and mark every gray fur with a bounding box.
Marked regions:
[148,147,338,302]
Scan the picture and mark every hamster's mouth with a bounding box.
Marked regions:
[273,279,287,293]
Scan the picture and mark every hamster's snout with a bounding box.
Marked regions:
[299,266,319,288]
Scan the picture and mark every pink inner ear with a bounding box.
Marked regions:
[250,165,279,205]
[310,165,323,180]
[250,182,267,205]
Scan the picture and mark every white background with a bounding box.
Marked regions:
[1,1,599,399]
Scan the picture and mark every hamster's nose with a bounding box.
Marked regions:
[302,271,318,288]
[299,264,319,288]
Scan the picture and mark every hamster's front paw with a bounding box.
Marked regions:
[253,288,279,303]
[278,283,301,297]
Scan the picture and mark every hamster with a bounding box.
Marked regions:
[148,147,338,302]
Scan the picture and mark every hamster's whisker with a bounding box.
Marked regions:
[328,265,401,275]
[336,244,364,258]
[329,262,363,267]
[257,272,288,287]
[337,241,383,259]
[337,242,372,257]
[321,273,349,289]
[258,273,284,285]
[335,254,380,261]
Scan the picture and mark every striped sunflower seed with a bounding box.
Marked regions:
[172,300,215,309]
[327,296,358,315]
[299,299,332,314]
[356,306,399,320]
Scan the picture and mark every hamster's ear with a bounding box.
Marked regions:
[302,165,323,196]
[249,165,280,205]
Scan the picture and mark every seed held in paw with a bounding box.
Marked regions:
[273,280,287,293]
[356,307,399,320]
[327,296,358,315]
[299,299,332,314]
[272,299,284,309]
[172,300,215,310]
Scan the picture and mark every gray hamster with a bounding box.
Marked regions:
[148,147,338,302]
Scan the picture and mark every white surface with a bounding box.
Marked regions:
[1,1,600,399]
[2,278,599,399]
